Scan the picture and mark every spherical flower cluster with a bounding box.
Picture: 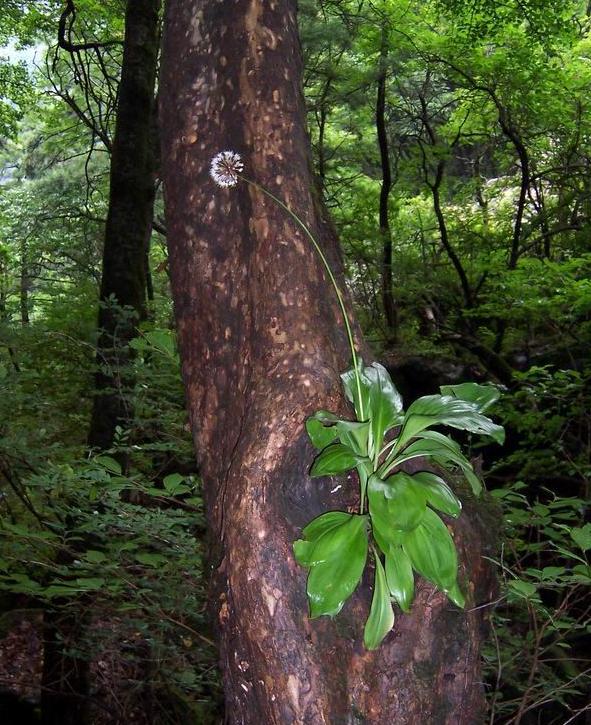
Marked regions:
[209,150,243,187]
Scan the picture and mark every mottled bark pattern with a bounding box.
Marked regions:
[160,1,497,722]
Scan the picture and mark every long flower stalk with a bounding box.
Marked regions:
[209,151,365,420]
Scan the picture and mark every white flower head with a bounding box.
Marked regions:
[210,150,244,187]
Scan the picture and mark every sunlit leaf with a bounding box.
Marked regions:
[439,382,501,412]
[396,394,505,451]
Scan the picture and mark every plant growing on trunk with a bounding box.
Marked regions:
[210,149,505,650]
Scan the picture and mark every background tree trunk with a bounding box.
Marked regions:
[41,2,161,723]
[160,1,498,722]
[376,23,397,339]
[87,0,161,451]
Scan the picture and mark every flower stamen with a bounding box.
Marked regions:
[210,150,243,187]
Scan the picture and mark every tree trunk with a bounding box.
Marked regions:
[160,1,498,722]
[19,241,29,326]
[376,24,397,339]
[42,2,161,723]
[87,0,161,451]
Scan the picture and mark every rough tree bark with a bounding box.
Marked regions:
[160,1,498,722]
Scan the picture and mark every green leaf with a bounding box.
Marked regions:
[397,394,505,450]
[336,420,370,457]
[301,510,352,541]
[364,555,395,650]
[294,512,364,568]
[293,539,316,567]
[371,472,427,531]
[570,524,591,551]
[445,580,466,608]
[402,509,458,590]
[310,443,363,477]
[144,329,177,357]
[411,471,462,518]
[366,363,404,457]
[367,478,405,552]
[392,433,482,495]
[84,550,107,564]
[508,579,538,600]
[439,382,501,412]
[95,456,121,475]
[385,546,414,613]
[306,515,369,618]
[74,577,106,590]
[135,552,169,567]
[341,359,372,421]
[306,414,340,450]
[163,473,185,493]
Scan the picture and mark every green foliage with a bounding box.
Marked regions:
[485,483,590,722]
[295,362,503,649]
[0,451,220,717]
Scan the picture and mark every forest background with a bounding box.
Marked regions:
[0,0,589,723]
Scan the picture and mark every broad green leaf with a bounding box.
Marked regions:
[363,556,395,650]
[306,414,340,450]
[163,473,185,493]
[385,546,414,613]
[391,433,482,495]
[380,473,427,531]
[310,443,363,477]
[144,329,177,357]
[412,471,462,517]
[571,564,591,584]
[84,550,107,564]
[336,420,370,457]
[402,509,458,589]
[293,539,316,566]
[74,577,106,590]
[306,514,366,566]
[307,515,369,618]
[570,524,591,551]
[95,455,121,475]
[508,579,538,600]
[45,584,84,598]
[295,512,365,568]
[396,394,505,451]
[365,363,404,458]
[301,510,352,541]
[135,553,168,567]
[341,359,372,421]
[367,479,405,552]
[439,382,501,412]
